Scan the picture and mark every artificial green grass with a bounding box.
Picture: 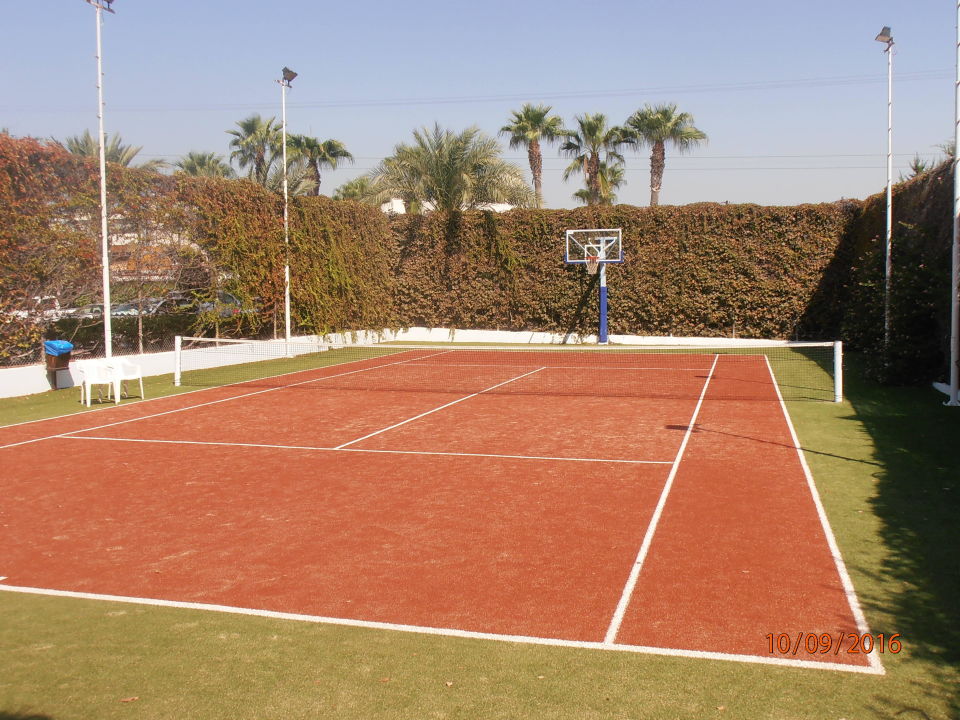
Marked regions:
[0,372,190,428]
[1,355,957,719]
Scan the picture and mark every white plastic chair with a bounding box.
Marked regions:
[106,358,145,402]
[75,359,116,407]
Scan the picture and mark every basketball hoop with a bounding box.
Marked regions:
[586,256,600,275]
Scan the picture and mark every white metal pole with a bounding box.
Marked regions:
[91,1,113,358]
[884,38,894,351]
[834,341,844,404]
[949,3,960,406]
[281,80,291,351]
[174,335,182,386]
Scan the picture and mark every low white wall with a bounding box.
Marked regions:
[0,349,178,400]
[0,328,821,400]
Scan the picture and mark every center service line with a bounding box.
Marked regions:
[334,367,547,449]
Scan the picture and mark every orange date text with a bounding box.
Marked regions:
[765,632,902,656]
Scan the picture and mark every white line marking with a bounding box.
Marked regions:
[0,583,881,674]
[0,347,432,432]
[337,447,670,465]
[0,350,449,452]
[603,354,720,645]
[763,356,885,675]
[405,363,714,372]
[334,367,547,449]
[63,435,672,465]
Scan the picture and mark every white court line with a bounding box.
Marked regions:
[763,356,885,675]
[0,347,434,433]
[64,435,672,465]
[0,583,882,674]
[405,363,714,371]
[334,367,547,450]
[0,350,451,452]
[603,354,720,645]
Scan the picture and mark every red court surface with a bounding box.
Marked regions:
[0,350,882,673]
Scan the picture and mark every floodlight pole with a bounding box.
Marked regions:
[86,0,115,358]
[278,67,295,353]
[949,6,960,406]
[876,27,894,351]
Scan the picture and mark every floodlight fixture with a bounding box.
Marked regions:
[875,26,893,45]
[85,0,116,12]
[282,66,297,85]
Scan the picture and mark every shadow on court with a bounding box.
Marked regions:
[663,423,884,467]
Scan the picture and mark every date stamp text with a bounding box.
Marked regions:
[765,632,902,656]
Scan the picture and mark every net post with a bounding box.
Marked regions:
[174,335,182,387]
[833,341,843,403]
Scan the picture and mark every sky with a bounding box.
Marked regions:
[1,0,956,209]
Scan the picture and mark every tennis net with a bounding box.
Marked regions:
[173,336,842,402]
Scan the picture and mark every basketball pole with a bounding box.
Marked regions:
[598,261,609,344]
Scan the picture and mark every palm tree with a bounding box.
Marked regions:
[174,151,236,178]
[559,114,627,206]
[333,176,374,201]
[900,154,932,181]
[288,135,354,195]
[572,160,625,205]
[226,114,282,185]
[368,124,534,213]
[59,130,166,170]
[264,156,317,196]
[499,103,565,208]
[623,103,707,206]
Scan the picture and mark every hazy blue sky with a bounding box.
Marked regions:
[1,0,955,208]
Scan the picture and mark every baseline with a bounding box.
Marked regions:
[0,584,882,675]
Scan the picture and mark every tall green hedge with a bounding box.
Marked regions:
[391,203,858,340]
[840,163,954,383]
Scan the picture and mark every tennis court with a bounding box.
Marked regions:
[0,343,881,674]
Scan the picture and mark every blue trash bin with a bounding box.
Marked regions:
[44,340,74,371]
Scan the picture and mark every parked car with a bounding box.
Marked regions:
[152,291,243,318]
[199,291,242,318]
[111,303,140,317]
[151,295,197,315]
[61,304,104,319]
[138,297,164,315]
[11,296,63,321]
